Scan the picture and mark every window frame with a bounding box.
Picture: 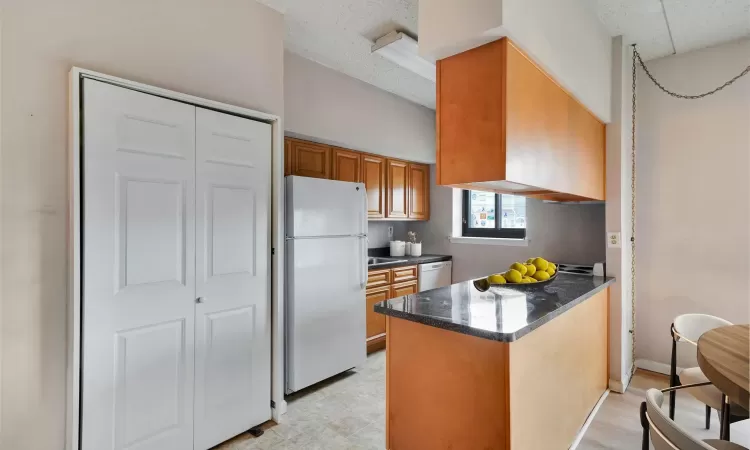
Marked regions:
[462,190,526,239]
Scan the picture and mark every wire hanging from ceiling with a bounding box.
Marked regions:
[629,44,750,378]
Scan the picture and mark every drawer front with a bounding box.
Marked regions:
[392,265,418,284]
[365,286,390,339]
[391,280,418,298]
[367,269,391,289]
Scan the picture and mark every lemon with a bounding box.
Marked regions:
[548,262,557,272]
[488,273,507,284]
[532,257,549,272]
[510,262,527,276]
[546,267,556,277]
[533,270,550,281]
[526,258,535,264]
[523,276,536,283]
[504,269,523,283]
[524,263,536,276]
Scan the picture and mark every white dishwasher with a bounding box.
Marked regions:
[418,261,453,292]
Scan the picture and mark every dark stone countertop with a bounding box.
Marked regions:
[367,254,452,270]
[373,272,615,342]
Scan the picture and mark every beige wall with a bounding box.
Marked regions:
[284,51,436,163]
[413,166,606,282]
[635,38,750,369]
[0,1,284,448]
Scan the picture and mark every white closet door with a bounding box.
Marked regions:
[193,108,272,449]
[81,79,196,450]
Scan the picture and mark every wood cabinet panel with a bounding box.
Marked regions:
[408,163,430,220]
[436,38,507,186]
[284,138,292,176]
[567,99,606,201]
[331,147,361,183]
[366,286,390,340]
[361,154,386,219]
[288,138,331,179]
[391,280,418,298]
[367,268,391,289]
[391,265,417,284]
[387,159,409,219]
[505,41,570,195]
[509,290,608,449]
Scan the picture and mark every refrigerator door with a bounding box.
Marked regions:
[286,176,366,238]
[286,235,367,392]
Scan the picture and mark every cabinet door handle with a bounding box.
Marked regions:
[196,297,205,304]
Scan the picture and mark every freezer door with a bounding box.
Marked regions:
[286,236,367,392]
[286,176,366,237]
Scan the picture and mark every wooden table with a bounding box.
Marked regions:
[697,324,750,410]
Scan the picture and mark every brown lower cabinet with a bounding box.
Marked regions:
[366,266,418,353]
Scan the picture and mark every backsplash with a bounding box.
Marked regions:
[367,221,420,248]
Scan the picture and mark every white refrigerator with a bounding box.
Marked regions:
[285,176,368,393]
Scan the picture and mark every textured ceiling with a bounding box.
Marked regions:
[261,0,750,110]
[258,0,436,109]
[592,0,750,60]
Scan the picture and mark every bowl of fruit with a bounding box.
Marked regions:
[474,257,557,291]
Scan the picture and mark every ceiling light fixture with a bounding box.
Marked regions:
[372,31,436,82]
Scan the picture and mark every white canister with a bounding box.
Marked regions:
[405,242,412,256]
[390,241,406,257]
[411,243,422,257]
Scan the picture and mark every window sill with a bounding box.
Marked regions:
[448,236,529,247]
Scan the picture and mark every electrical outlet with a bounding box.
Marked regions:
[607,232,621,248]
[388,226,394,238]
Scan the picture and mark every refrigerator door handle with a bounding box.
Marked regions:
[359,235,368,289]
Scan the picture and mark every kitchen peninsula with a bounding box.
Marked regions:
[374,273,615,450]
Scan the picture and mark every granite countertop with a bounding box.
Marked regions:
[373,273,615,342]
[367,254,452,270]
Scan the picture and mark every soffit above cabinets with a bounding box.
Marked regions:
[258,0,436,109]
[591,0,750,60]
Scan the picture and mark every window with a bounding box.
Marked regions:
[462,190,526,239]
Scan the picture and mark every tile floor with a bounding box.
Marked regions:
[216,352,750,450]
[214,350,386,449]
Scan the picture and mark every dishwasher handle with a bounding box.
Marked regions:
[420,261,451,272]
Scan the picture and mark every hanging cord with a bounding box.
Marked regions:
[629,44,750,378]
[630,46,637,377]
[634,46,750,99]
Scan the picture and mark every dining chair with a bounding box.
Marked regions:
[641,386,749,450]
[670,314,749,440]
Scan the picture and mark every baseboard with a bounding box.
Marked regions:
[608,362,635,393]
[636,359,684,376]
[569,389,610,450]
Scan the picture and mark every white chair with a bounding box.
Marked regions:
[670,314,748,440]
[642,387,749,450]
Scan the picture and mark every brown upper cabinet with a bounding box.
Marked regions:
[361,154,386,219]
[386,159,409,219]
[284,137,430,220]
[332,147,361,183]
[286,138,331,179]
[408,163,430,220]
[436,38,605,201]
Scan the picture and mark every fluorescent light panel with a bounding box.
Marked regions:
[372,31,436,82]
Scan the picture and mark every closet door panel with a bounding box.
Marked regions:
[81,79,196,450]
[194,107,272,449]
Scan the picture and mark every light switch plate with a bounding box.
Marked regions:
[607,232,621,248]
[388,226,394,238]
